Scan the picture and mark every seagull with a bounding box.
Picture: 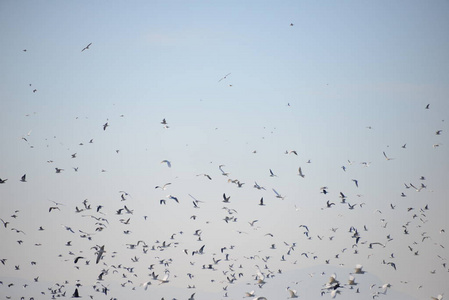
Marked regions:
[436,130,443,135]
[269,169,277,177]
[20,174,26,182]
[254,182,266,190]
[95,245,105,264]
[383,151,394,160]
[161,118,167,125]
[425,104,430,109]
[72,287,81,298]
[352,179,359,188]
[272,188,285,199]
[155,183,171,190]
[354,264,364,274]
[223,193,230,203]
[161,160,171,168]
[287,287,298,298]
[103,122,109,131]
[298,167,305,178]
[258,198,265,206]
[81,42,92,52]
[158,272,170,284]
[0,178,7,183]
[219,165,229,176]
[167,195,179,203]
[218,73,231,82]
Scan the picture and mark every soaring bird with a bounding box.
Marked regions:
[0,178,7,183]
[20,174,26,182]
[103,122,109,131]
[81,42,92,52]
[218,73,231,82]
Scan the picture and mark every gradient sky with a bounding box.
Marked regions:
[1,1,448,299]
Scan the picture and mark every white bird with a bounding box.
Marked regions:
[140,281,151,290]
[354,264,364,274]
[158,272,170,284]
[155,183,171,190]
[287,287,298,298]
[245,290,256,297]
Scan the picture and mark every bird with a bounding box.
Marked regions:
[161,160,171,168]
[298,167,305,178]
[81,42,92,52]
[0,178,7,183]
[287,287,299,298]
[72,287,81,298]
[103,122,109,130]
[352,179,359,188]
[354,264,364,274]
[155,183,171,190]
[20,174,26,182]
[269,169,277,177]
[258,197,265,206]
[218,73,231,82]
[167,195,179,203]
[272,188,285,199]
[55,168,64,173]
[95,245,105,264]
[383,151,394,160]
[425,104,430,109]
[223,193,230,203]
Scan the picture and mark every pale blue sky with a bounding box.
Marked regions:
[1,1,448,299]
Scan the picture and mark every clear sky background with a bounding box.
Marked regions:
[1,1,448,299]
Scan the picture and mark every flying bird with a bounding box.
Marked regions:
[298,167,305,178]
[161,160,171,168]
[20,174,26,182]
[81,42,92,52]
[95,245,105,264]
[383,151,394,160]
[218,73,231,82]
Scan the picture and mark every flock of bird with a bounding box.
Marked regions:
[1,40,448,300]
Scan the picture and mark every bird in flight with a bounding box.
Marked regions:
[81,43,92,52]
[161,160,171,168]
[298,167,305,178]
[218,73,231,82]
[383,151,394,160]
[95,245,105,264]
[20,174,27,182]
[103,122,109,131]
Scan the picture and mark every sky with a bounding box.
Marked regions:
[1,1,449,299]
